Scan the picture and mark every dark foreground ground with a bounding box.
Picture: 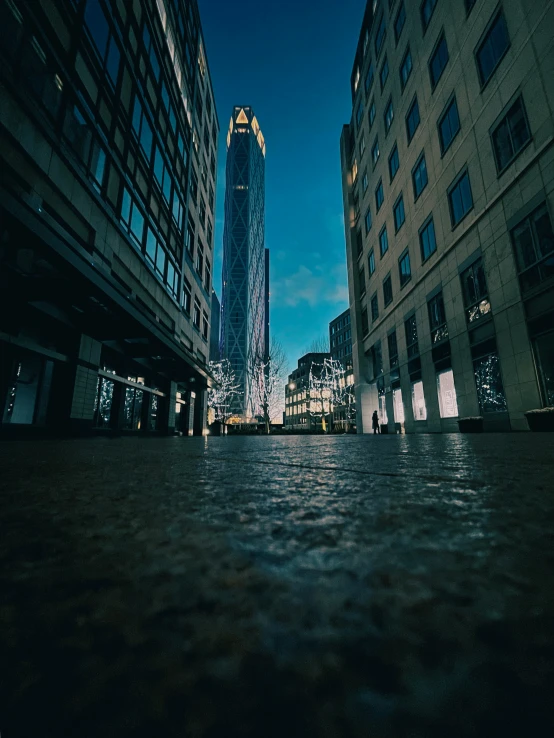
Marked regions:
[1,433,554,737]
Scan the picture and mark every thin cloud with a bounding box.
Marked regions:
[272,263,348,308]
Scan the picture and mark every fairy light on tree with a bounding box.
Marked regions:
[207,359,242,425]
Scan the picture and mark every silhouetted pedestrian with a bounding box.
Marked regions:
[372,410,380,434]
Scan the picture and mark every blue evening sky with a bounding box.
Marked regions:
[199,0,366,371]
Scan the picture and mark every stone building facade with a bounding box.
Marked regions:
[0,0,218,436]
[341,0,554,433]
[284,353,331,430]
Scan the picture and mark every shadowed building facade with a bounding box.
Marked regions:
[0,0,218,436]
[341,0,554,434]
[221,106,266,420]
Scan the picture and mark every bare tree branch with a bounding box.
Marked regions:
[207,359,242,424]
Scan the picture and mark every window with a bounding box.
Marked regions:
[491,96,531,174]
[205,260,211,291]
[384,98,394,133]
[365,207,372,235]
[393,387,405,422]
[460,257,492,323]
[473,343,507,412]
[166,259,178,299]
[379,225,389,257]
[355,228,363,257]
[361,307,369,336]
[132,96,153,161]
[84,0,109,59]
[438,96,460,154]
[437,369,459,417]
[383,274,393,306]
[419,216,437,261]
[362,171,369,193]
[356,102,364,129]
[448,169,473,226]
[393,194,405,232]
[371,292,379,321]
[368,249,376,276]
[428,291,449,344]
[380,56,389,90]
[429,33,449,89]
[359,132,366,157]
[371,342,383,377]
[388,330,399,368]
[193,298,201,329]
[359,266,367,296]
[196,244,204,278]
[371,137,380,167]
[399,249,411,287]
[202,310,209,339]
[400,47,413,90]
[375,14,386,56]
[412,152,428,199]
[365,63,375,94]
[405,314,419,357]
[510,203,554,293]
[375,180,384,211]
[476,10,510,86]
[394,2,406,43]
[406,96,420,143]
[368,99,376,128]
[389,144,399,181]
[420,0,438,31]
[412,380,427,420]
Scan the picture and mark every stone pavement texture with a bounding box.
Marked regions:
[1,434,554,738]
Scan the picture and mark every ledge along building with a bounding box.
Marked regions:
[0,0,219,436]
[220,106,267,421]
[340,0,554,434]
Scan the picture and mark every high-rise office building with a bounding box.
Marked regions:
[221,106,266,420]
[0,0,218,436]
[341,0,554,434]
[210,290,221,362]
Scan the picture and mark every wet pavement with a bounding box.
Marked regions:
[1,433,554,737]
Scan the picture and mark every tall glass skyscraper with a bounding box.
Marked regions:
[221,106,266,420]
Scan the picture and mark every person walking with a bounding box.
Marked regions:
[372,410,380,434]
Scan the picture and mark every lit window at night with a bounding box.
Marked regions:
[437,369,459,418]
[412,380,427,420]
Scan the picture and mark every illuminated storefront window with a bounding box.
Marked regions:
[436,369,459,418]
[411,380,427,421]
[393,388,405,423]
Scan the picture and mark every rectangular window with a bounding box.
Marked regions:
[205,260,211,291]
[399,249,411,287]
[428,291,449,344]
[193,298,201,329]
[359,132,366,157]
[368,99,376,128]
[388,330,399,368]
[400,46,413,90]
[355,228,363,258]
[365,63,375,94]
[476,10,510,86]
[419,216,437,261]
[375,180,384,211]
[362,171,369,193]
[371,292,379,322]
[394,2,406,43]
[405,314,419,357]
[375,14,386,56]
[359,266,366,297]
[384,97,394,134]
[389,144,399,181]
[365,207,372,235]
[406,96,420,144]
[371,137,380,166]
[429,33,449,89]
[379,225,389,257]
[438,96,461,154]
[202,310,209,339]
[393,194,405,232]
[491,96,531,174]
[420,0,438,31]
[510,203,554,293]
[368,249,376,275]
[393,387,405,423]
[196,244,204,278]
[383,274,393,306]
[412,380,427,420]
[361,307,369,336]
[437,369,459,418]
[412,152,428,199]
[448,169,473,226]
[380,56,389,90]
[473,347,507,412]
[460,257,492,323]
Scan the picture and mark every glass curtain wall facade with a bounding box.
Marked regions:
[0,0,218,436]
[221,106,266,420]
[340,0,554,434]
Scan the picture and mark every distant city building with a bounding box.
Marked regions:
[284,352,330,430]
[210,291,221,362]
[220,106,267,420]
[0,0,218,437]
[329,308,352,368]
[341,0,554,434]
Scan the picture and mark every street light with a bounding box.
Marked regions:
[288,382,296,391]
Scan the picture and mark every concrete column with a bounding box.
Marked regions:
[356,381,378,434]
[193,387,207,436]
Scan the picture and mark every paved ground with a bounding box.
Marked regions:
[1,433,554,737]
